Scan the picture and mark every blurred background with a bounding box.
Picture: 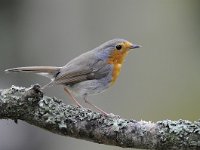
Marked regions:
[0,0,199,150]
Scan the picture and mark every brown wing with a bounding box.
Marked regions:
[55,69,92,85]
[54,59,111,85]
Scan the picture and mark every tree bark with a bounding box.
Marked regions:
[0,85,199,150]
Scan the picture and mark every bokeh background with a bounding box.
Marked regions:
[0,0,199,150]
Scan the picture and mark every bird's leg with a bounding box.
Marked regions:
[83,95,109,116]
[64,87,82,108]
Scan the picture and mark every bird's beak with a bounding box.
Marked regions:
[130,44,142,49]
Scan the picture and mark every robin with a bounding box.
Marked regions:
[5,39,141,115]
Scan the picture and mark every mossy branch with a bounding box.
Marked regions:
[0,85,199,149]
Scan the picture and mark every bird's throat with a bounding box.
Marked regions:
[108,50,129,84]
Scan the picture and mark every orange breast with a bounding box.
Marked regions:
[108,49,128,84]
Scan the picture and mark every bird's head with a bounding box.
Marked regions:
[96,38,141,84]
[100,38,141,64]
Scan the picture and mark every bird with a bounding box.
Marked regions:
[5,38,141,115]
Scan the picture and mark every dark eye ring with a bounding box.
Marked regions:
[116,45,122,50]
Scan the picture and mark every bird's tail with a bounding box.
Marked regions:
[5,66,61,89]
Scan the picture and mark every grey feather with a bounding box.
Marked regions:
[5,66,61,79]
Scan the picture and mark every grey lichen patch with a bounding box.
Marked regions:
[34,94,103,136]
[109,118,128,132]
[22,84,43,103]
[0,85,26,103]
[194,120,200,134]
[36,96,65,122]
[58,121,67,129]
[157,119,200,148]
[158,119,199,135]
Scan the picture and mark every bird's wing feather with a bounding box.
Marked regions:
[55,51,111,85]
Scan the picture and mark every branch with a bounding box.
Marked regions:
[0,85,199,149]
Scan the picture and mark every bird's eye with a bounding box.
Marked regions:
[116,45,122,50]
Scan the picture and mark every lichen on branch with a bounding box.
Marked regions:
[0,85,199,150]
